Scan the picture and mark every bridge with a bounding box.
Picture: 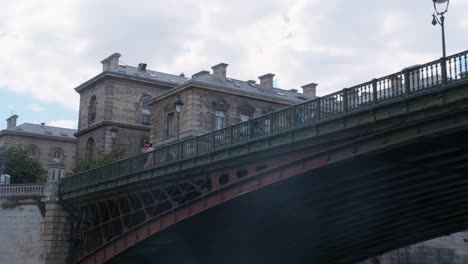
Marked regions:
[61,50,468,264]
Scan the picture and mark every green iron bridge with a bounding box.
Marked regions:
[62,50,468,264]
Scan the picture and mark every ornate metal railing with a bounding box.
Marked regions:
[0,184,44,197]
[61,50,468,195]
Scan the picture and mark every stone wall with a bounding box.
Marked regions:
[0,134,76,173]
[0,197,44,264]
[76,77,170,161]
[360,231,468,264]
[150,87,292,145]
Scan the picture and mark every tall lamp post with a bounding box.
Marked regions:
[110,126,119,150]
[174,95,184,140]
[432,0,450,58]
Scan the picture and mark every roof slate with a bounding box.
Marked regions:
[3,123,77,140]
[179,74,308,103]
[113,65,188,86]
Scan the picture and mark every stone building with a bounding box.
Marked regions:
[74,53,317,159]
[74,53,187,162]
[0,115,77,173]
[149,63,318,145]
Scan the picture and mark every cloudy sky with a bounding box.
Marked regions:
[1,0,467,130]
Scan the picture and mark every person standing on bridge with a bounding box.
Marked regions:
[145,143,155,167]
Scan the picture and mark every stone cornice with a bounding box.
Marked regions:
[74,72,176,94]
[149,81,296,106]
[75,121,150,137]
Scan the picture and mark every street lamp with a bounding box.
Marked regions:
[432,0,450,58]
[110,126,119,149]
[174,94,184,140]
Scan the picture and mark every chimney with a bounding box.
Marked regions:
[6,114,18,129]
[301,83,318,99]
[258,73,275,90]
[138,63,147,72]
[101,53,121,72]
[211,63,228,80]
[41,123,46,128]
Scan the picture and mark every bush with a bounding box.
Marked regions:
[1,147,46,184]
[73,148,126,173]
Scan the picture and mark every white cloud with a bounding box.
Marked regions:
[25,104,44,112]
[49,119,78,129]
[0,0,467,116]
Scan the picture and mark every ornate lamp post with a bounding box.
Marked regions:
[174,95,184,140]
[432,0,450,58]
[110,126,119,150]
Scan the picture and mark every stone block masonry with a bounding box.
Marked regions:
[0,198,44,264]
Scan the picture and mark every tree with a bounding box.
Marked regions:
[1,147,46,184]
[73,148,126,173]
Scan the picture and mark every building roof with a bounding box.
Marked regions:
[75,65,188,93]
[1,123,77,140]
[150,72,309,105]
[113,65,188,86]
[189,73,308,103]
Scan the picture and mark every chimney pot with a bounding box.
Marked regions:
[101,52,121,72]
[138,63,147,72]
[6,114,18,129]
[211,63,228,80]
[258,73,275,90]
[301,83,318,99]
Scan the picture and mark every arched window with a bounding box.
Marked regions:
[88,96,97,123]
[140,95,151,126]
[86,137,95,160]
[28,145,39,159]
[51,148,63,161]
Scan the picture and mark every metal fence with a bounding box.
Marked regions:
[61,50,468,194]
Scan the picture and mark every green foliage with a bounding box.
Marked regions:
[74,148,126,173]
[1,147,46,184]
[1,195,45,217]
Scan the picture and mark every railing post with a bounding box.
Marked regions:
[196,136,199,155]
[342,88,349,112]
[229,126,233,144]
[440,57,448,85]
[179,142,183,160]
[292,106,297,127]
[403,69,411,95]
[212,132,216,149]
[372,79,378,103]
[316,97,321,121]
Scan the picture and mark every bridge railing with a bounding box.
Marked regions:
[0,184,44,197]
[61,49,468,195]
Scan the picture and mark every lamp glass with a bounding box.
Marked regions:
[175,104,181,113]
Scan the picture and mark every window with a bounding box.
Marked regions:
[142,114,150,126]
[88,96,97,123]
[167,113,175,137]
[86,138,95,160]
[214,110,226,130]
[28,145,39,159]
[141,95,151,126]
[240,113,250,122]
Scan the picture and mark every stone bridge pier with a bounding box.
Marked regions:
[41,159,70,264]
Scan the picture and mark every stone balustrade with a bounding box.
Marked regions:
[0,184,44,197]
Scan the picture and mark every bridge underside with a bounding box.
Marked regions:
[108,128,468,264]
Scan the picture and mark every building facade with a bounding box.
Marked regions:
[149,63,318,145]
[74,53,187,162]
[0,115,77,173]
